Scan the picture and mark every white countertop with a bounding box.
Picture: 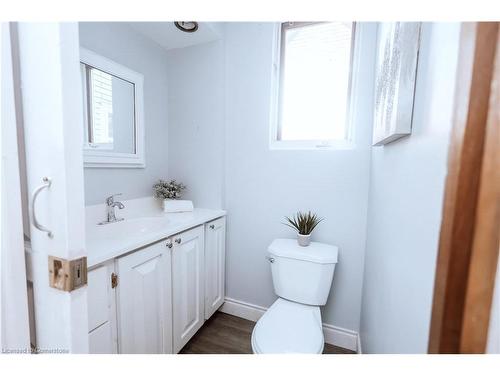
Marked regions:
[85,197,225,267]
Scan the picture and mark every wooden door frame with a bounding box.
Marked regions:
[428,22,500,353]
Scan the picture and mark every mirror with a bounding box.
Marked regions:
[81,64,135,153]
[80,48,145,168]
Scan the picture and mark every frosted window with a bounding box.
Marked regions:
[278,22,354,142]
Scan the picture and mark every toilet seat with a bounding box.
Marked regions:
[251,298,324,354]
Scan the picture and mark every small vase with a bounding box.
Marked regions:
[297,234,311,247]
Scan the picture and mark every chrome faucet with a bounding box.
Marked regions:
[99,194,125,225]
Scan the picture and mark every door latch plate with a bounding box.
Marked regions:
[48,256,87,291]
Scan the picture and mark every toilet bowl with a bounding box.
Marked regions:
[251,239,338,354]
[251,298,324,354]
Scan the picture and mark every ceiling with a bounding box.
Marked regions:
[128,22,223,51]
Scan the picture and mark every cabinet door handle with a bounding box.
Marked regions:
[111,273,118,288]
[166,240,173,249]
[175,238,182,244]
[209,224,215,229]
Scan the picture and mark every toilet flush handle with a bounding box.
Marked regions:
[266,256,275,263]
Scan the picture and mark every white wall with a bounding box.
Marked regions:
[165,23,461,345]
[79,22,169,205]
[166,41,225,209]
[223,23,376,331]
[487,258,500,353]
[359,23,462,353]
[165,23,377,331]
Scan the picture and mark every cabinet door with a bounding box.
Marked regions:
[172,225,204,353]
[116,240,173,354]
[87,261,117,353]
[88,321,116,354]
[204,217,226,319]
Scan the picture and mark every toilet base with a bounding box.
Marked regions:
[250,298,324,354]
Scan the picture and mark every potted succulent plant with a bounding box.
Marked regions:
[283,211,323,247]
[153,179,193,213]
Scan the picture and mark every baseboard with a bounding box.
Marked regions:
[219,297,267,322]
[357,334,363,354]
[322,323,359,353]
[219,297,359,353]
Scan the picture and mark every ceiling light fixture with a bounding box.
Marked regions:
[174,21,199,33]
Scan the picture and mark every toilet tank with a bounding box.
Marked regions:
[267,239,338,306]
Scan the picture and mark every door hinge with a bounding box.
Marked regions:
[111,272,118,288]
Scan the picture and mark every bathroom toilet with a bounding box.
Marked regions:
[251,239,338,354]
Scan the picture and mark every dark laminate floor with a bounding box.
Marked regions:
[180,312,355,354]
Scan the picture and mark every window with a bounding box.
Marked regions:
[271,22,356,149]
[89,68,114,146]
[79,48,145,168]
[80,62,136,154]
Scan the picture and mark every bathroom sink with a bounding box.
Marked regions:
[84,207,226,267]
[90,216,171,239]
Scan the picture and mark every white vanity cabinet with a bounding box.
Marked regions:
[116,239,173,354]
[172,225,205,353]
[86,212,226,354]
[87,260,118,354]
[204,217,226,319]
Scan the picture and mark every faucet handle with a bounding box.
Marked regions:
[106,193,122,205]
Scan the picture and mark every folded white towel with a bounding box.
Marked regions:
[163,199,194,213]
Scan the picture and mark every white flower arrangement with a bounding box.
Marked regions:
[153,179,186,200]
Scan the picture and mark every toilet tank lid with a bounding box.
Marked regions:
[268,239,338,264]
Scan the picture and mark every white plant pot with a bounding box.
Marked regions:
[297,234,311,247]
